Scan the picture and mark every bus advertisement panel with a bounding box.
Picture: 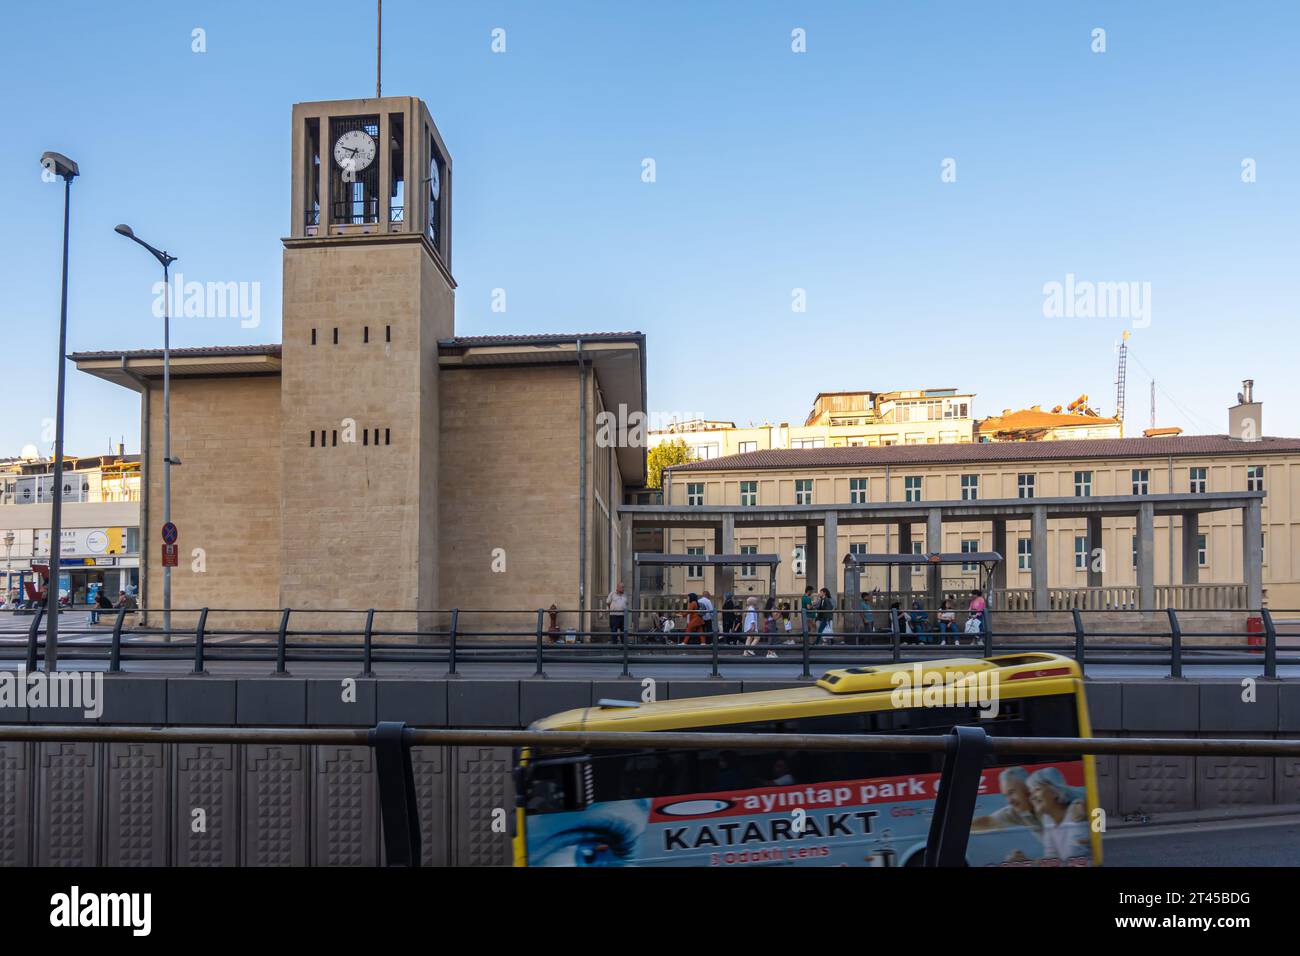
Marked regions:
[525,759,1092,868]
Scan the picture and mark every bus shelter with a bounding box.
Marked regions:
[630,552,780,630]
[841,551,1003,634]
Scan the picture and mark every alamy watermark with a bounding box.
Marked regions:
[1042,273,1151,328]
[890,662,1000,718]
[152,273,261,328]
[0,667,103,719]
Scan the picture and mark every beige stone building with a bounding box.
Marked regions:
[71,95,645,631]
[654,398,1298,611]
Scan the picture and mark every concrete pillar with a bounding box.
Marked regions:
[804,524,819,592]
[719,513,735,596]
[620,519,635,613]
[927,509,943,610]
[897,521,912,606]
[1243,499,1263,609]
[1031,506,1049,612]
[1180,511,1200,586]
[991,518,1008,596]
[823,512,838,601]
[1086,514,1103,589]
[1137,502,1155,612]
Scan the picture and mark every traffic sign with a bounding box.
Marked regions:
[162,543,179,567]
[161,522,178,544]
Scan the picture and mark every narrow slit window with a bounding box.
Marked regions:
[332,430,338,447]
[320,430,327,447]
[311,328,317,345]
[385,428,391,445]
[363,429,369,446]
[373,428,379,445]
[310,431,316,447]
[333,327,339,345]
[385,325,391,343]
[363,326,369,343]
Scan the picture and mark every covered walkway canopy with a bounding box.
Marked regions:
[617,491,1266,612]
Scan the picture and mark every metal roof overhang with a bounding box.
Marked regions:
[844,552,1002,566]
[72,352,282,390]
[617,491,1264,528]
[635,552,781,567]
[439,336,647,484]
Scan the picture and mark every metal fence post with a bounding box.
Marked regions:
[447,608,459,677]
[621,620,632,679]
[890,608,901,663]
[534,609,547,678]
[1167,607,1182,679]
[193,607,209,674]
[709,614,721,679]
[25,605,45,672]
[1261,607,1278,680]
[109,605,127,674]
[924,725,989,866]
[274,608,291,675]
[800,609,812,679]
[370,721,422,867]
[361,608,376,678]
[1071,608,1086,677]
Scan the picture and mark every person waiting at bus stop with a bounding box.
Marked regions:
[606,582,628,644]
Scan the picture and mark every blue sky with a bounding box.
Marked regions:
[4,0,1298,456]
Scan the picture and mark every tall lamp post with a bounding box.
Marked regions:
[40,151,78,672]
[115,224,177,637]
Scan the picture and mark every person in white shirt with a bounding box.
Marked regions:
[606,582,628,644]
[697,591,715,641]
[741,597,762,656]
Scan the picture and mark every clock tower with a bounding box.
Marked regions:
[280,97,454,613]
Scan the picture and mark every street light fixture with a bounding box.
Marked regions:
[40,151,78,671]
[115,223,178,637]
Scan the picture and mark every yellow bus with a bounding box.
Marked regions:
[513,653,1100,867]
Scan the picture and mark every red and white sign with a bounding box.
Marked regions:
[161,543,179,567]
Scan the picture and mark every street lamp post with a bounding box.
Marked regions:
[40,151,79,672]
[3,530,14,601]
[115,224,177,637]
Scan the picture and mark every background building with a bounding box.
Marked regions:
[0,448,140,603]
[656,388,1296,610]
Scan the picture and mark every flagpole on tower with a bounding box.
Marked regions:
[376,0,382,97]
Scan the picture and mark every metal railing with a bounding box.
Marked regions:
[5,722,1299,867]
[2,604,1295,679]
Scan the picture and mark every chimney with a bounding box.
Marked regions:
[1229,379,1262,442]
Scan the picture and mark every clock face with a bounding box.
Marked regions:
[333,130,377,173]
[429,162,441,200]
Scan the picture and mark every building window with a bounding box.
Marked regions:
[738,441,757,454]
[385,325,391,343]
[1074,471,1092,497]
[961,539,979,572]
[1247,465,1264,492]
[1189,467,1207,495]
[960,474,979,501]
[691,444,720,460]
[385,428,391,445]
[793,545,806,577]
[311,328,317,345]
[1017,473,1035,499]
[1131,535,1137,570]
[792,438,825,449]
[333,327,339,345]
[849,478,869,504]
[1261,531,1267,566]
[740,481,757,507]
[1131,469,1150,495]
[310,431,316,447]
[904,476,922,502]
[332,430,338,447]
[1017,538,1032,571]
[1074,536,1088,571]
[363,325,370,343]
[687,483,704,507]
[912,539,925,574]
[740,544,757,578]
[687,547,704,579]
[795,479,814,505]
[849,542,868,557]
[363,429,369,446]
[1196,533,1207,568]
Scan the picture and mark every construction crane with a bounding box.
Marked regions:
[1114,330,1130,430]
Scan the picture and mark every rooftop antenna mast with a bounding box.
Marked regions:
[376,0,382,97]
[1150,379,1156,430]
[1115,329,1130,432]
